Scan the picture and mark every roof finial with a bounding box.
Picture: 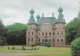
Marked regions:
[59,0,61,7]
[31,4,33,9]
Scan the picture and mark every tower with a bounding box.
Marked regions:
[26,9,37,46]
[55,6,66,46]
[36,14,40,22]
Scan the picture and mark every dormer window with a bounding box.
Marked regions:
[30,27,32,29]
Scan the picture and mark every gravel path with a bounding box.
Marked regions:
[0,52,70,56]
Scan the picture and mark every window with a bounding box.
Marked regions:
[39,38,40,42]
[53,32,54,35]
[53,38,54,42]
[49,32,51,35]
[57,39,59,42]
[45,39,48,42]
[46,33,47,35]
[58,32,59,35]
[61,39,63,42]
[49,39,51,42]
[28,38,30,41]
[32,32,33,35]
[32,38,33,41]
[39,33,40,35]
[30,27,32,29]
[62,31,63,35]
[42,32,44,35]
[28,32,30,35]
[42,39,44,42]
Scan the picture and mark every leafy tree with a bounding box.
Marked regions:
[6,23,26,45]
[66,17,80,44]
[71,38,80,56]
[0,19,6,45]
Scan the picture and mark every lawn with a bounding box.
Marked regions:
[26,53,71,56]
[0,46,71,56]
[0,46,70,53]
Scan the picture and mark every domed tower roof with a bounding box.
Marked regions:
[30,9,35,14]
[55,6,65,24]
[36,14,40,19]
[58,7,63,12]
[27,9,36,25]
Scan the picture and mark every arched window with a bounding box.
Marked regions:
[49,39,51,42]
[49,32,51,35]
[46,33,47,35]
[58,32,59,35]
[28,38,30,41]
[42,39,44,42]
[42,32,44,35]
[39,33,40,35]
[39,38,40,42]
[32,32,33,35]
[53,38,54,42]
[57,39,59,42]
[30,27,32,29]
[62,31,63,35]
[28,32,30,35]
[53,32,54,35]
[61,39,63,42]
[32,38,33,41]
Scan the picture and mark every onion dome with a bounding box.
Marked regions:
[36,14,40,19]
[58,7,63,12]
[30,9,35,14]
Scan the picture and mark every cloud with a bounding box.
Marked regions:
[0,0,79,26]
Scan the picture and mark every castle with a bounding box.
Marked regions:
[26,6,66,47]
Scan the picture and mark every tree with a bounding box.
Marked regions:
[6,23,26,45]
[71,38,80,56]
[0,19,6,45]
[66,17,80,44]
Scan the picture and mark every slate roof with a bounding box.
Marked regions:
[37,17,56,25]
[55,18,66,24]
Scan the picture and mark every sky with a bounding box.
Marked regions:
[0,0,80,26]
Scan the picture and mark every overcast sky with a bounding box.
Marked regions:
[0,0,80,26]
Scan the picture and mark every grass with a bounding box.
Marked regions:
[26,54,72,56]
[0,46,72,56]
[0,46,70,53]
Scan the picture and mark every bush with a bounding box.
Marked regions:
[8,47,10,49]
[22,46,26,50]
[35,42,41,46]
[71,38,80,56]
[44,42,51,47]
[12,47,15,50]
[0,37,6,46]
